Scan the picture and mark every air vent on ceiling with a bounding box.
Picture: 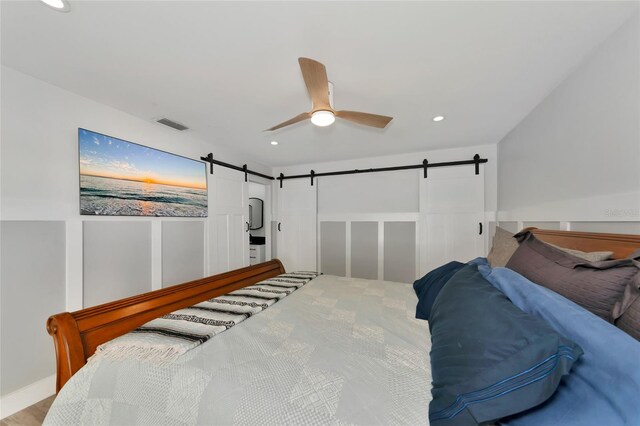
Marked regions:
[156,118,189,131]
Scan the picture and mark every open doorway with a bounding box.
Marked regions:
[248,181,272,265]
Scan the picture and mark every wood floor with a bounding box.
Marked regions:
[0,396,55,426]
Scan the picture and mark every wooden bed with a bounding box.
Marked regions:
[524,228,640,259]
[47,228,640,393]
[47,259,285,392]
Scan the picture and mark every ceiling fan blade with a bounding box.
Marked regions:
[265,112,310,131]
[335,110,393,128]
[298,57,332,111]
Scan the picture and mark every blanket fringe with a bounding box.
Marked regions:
[91,343,186,365]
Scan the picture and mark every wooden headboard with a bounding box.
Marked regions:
[47,259,285,393]
[525,228,640,259]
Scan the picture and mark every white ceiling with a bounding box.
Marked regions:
[2,1,637,167]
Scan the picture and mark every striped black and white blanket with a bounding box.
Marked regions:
[93,271,320,363]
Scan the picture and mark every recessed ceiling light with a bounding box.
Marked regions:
[270,141,278,146]
[432,115,445,122]
[310,110,336,127]
[40,0,71,12]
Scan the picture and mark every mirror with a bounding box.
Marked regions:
[249,197,263,230]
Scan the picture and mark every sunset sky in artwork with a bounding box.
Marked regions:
[79,129,207,190]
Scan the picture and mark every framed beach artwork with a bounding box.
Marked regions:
[79,128,207,217]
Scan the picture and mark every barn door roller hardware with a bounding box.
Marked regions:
[275,154,488,188]
[200,153,275,181]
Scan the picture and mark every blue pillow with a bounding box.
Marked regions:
[413,261,464,320]
[429,264,583,425]
[475,258,640,425]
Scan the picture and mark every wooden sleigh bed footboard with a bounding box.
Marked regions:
[47,259,285,393]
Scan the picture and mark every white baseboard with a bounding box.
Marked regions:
[0,374,56,419]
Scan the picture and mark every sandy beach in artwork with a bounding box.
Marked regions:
[80,175,207,216]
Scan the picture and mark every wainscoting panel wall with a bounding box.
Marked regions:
[496,221,519,233]
[522,221,562,230]
[318,214,419,283]
[350,221,379,279]
[161,221,205,287]
[320,221,347,276]
[0,221,65,395]
[83,221,152,308]
[384,221,417,283]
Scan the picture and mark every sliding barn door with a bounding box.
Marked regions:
[276,179,317,272]
[209,166,249,274]
[419,167,485,275]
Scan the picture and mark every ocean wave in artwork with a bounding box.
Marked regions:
[80,175,207,217]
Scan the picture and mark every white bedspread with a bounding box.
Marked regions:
[44,275,432,425]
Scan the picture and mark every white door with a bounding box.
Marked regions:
[209,166,249,274]
[276,179,317,272]
[419,167,485,275]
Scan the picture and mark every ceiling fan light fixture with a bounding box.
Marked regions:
[266,58,393,131]
[39,0,71,12]
[310,110,335,127]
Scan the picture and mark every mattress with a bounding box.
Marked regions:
[44,275,431,425]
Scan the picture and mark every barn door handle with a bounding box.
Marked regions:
[277,222,281,232]
[479,222,483,235]
[245,222,250,232]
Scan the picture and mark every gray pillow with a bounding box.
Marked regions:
[506,231,640,323]
[547,242,613,262]
[487,227,519,267]
[616,250,640,341]
[617,297,640,341]
[483,226,611,265]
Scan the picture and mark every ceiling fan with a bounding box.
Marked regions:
[266,57,393,131]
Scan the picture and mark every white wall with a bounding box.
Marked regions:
[0,66,271,416]
[497,14,640,232]
[1,66,270,221]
